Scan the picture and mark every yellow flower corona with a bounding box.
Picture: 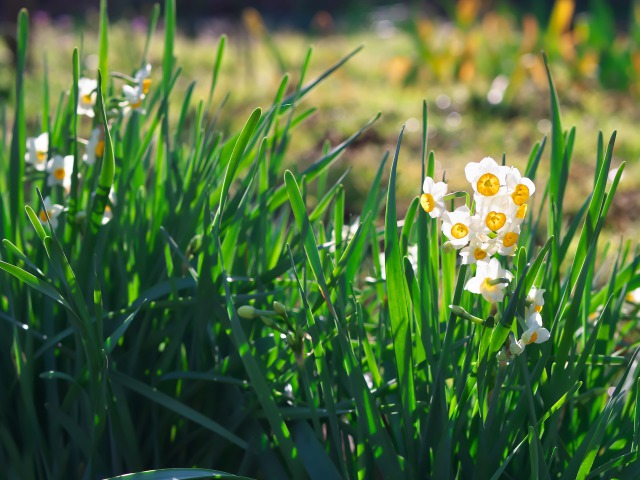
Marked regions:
[96,140,105,157]
[485,211,506,231]
[451,223,469,239]
[54,168,66,181]
[511,184,529,205]
[420,193,436,212]
[477,173,501,196]
[503,232,519,247]
[474,248,487,260]
[516,204,527,219]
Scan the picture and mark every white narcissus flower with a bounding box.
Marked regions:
[465,157,510,197]
[135,63,152,94]
[39,196,64,229]
[526,286,546,318]
[78,77,98,118]
[83,128,104,165]
[506,167,536,206]
[520,312,551,345]
[441,205,472,249]
[46,154,74,190]
[123,84,145,112]
[459,233,498,265]
[464,257,514,302]
[420,176,447,218]
[25,132,49,171]
[472,193,514,234]
[496,220,521,256]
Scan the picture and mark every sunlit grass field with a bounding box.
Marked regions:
[1,1,640,479]
[7,4,640,236]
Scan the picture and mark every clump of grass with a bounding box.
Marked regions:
[1,2,639,479]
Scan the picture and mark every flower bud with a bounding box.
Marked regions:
[273,301,287,316]
[237,305,256,319]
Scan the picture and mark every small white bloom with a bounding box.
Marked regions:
[505,167,536,206]
[25,132,49,171]
[46,154,74,190]
[38,196,64,229]
[464,257,514,303]
[123,84,145,112]
[83,128,104,165]
[471,193,514,234]
[464,157,510,197]
[420,176,448,218]
[608,167,625,184]
[520,312,551,345]
[626,287,640,304]
[441,205,472,249]
[459,233,498,265]
[495,221,521,256]
[525,285,545,318]
[78,77,98,118]
[135,63,152,94]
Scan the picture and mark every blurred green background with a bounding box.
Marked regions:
[2,0,639,238]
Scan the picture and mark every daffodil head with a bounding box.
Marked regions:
[464,257,514,302]
[123,84,144,110]
[465,157,510,197]
[39,196,64,229]
[506,167,536,206]
[83,128,104,165]
[46,155,74,191]
[459,233,498,265]
[520,312,550,345]
[25,133,49,171]
[421,176,448,218]
[441,205,472,248]
[78,77,98,117]
[525,286,546,318]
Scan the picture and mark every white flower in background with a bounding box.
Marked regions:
[123,84,145,111]
[83,128,104,165]
[526,285,545,318]
[441,205,472,249]
[38,196,64,229]
[135,63,152,94]
[464,257,513,303]
[378,244,419,280]
[465,157,510,197]
[505,167,536,206]
[520,312,551,345]
[608,167,625,184]
[420,176,447,218]
[101,187,117,225]
[626,287,640,303]
[78,77,98,117]
[25,132,49,171]
[46,154,74,190]
[459,233,498,265]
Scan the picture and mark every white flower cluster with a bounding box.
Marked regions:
[421,156,550,360]
[24,65,145,230]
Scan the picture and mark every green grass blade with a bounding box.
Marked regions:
[384,126,417,464]
[98,0,109,93]
[8,9,28,248]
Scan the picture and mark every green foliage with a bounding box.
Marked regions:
[1,2,639,479]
